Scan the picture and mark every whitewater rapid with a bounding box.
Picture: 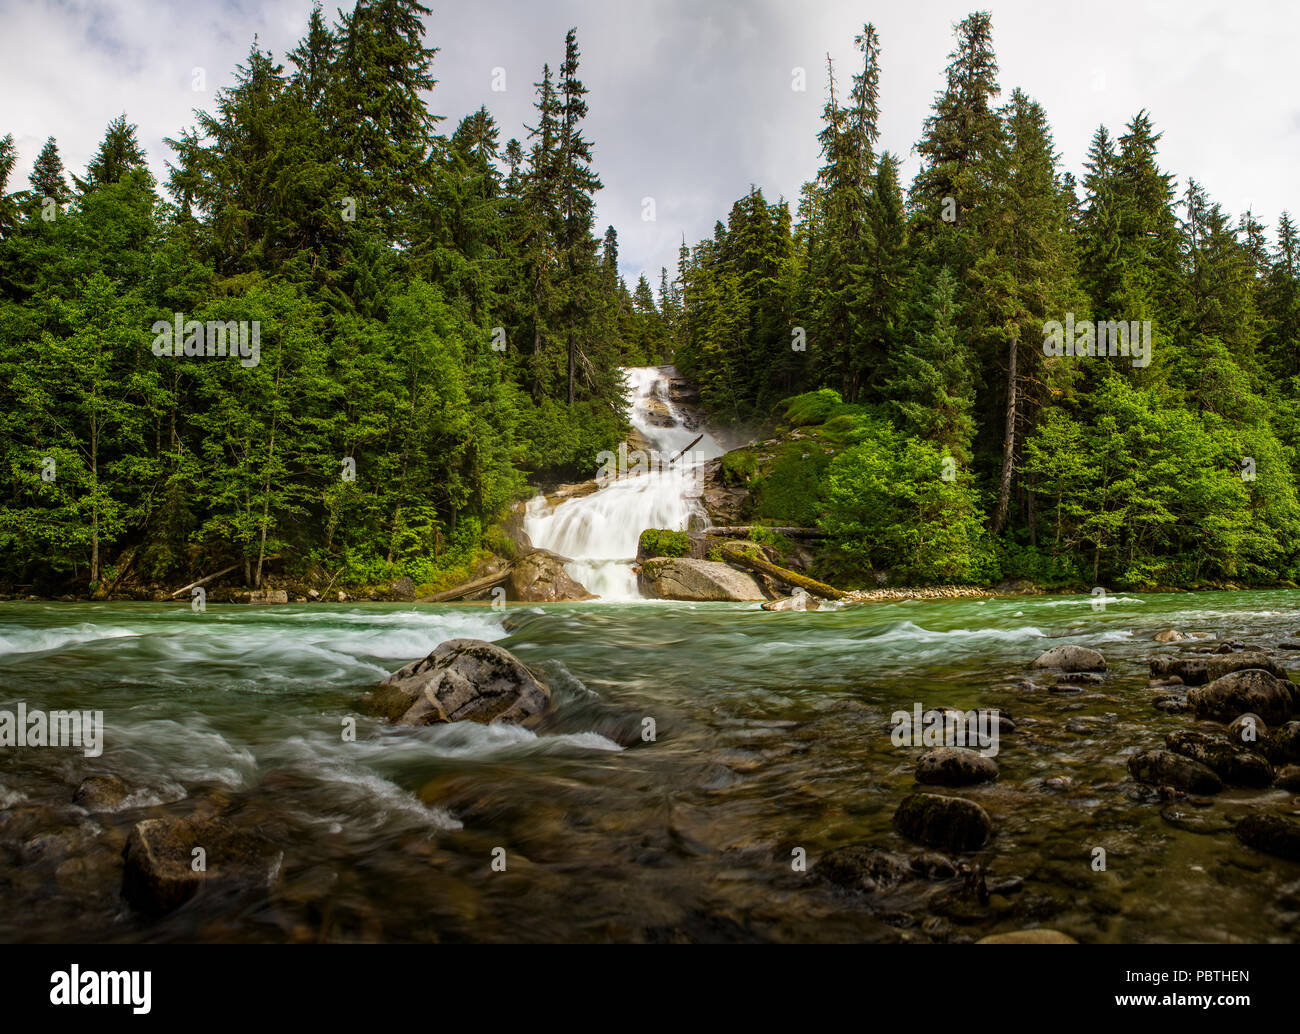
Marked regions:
[522,367,725,600]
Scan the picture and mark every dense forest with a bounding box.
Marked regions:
[0,0,674,595]
[676,13,1300,589]
[1,4,1298,595]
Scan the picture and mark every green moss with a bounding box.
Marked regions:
[638,529,690,558]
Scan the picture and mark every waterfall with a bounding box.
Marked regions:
[523,366,725,600]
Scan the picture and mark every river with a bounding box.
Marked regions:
[2,590,1300,942]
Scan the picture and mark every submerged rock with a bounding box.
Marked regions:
[892,792,992,852]
[1187,669,1295,726]
[1150,651,1288,686]
[1128,748,1223,795]
[977,928,1077,944]
[1164,730,1272,788]
[915,747,999,787]
[761,592,821,612]
[73,775,128,811]
[1153,629,1188,642]
[1236,814,1300,862]
[817,846,914,893]
[364,638,551,727]
[508,550,596,602]
[122,816,282,914]
[637,557,766,602]
[1031,645,1106,672]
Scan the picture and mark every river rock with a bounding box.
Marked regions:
[507,550,596,602]
[73,775,128,811]
[1150,651,1287,686]
[892,793,992,852]
[1153,629,1188,642]
[1127,749,1223,794]
[1164,730,1272,787]
[364,639,551,727]
[637,557,766,602]
[1031,645,1106,672]
[1274,721,1300,763]
[1187,669,1295,726]
[1227,712,1269,749]
[817,846,914,893]
[1274,765,1300,791]
[244,589,288,604]
[1236,814,1300,862]
[122,816,283,914]
[915,747,999,787]
[389,576,415,601]
[761,592,821,612]
[977,928,1077,944]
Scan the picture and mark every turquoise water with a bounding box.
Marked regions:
[1,591,1299,942]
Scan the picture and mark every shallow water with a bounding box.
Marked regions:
[1,591,1299,943]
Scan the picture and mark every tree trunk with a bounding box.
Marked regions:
[992,333,1018,534]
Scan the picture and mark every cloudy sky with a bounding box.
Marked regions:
[3,0,1298,286]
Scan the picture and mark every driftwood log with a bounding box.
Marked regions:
[720,541,844,600]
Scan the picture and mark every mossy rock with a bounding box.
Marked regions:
[637,529,690,561]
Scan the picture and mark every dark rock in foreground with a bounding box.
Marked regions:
[1164,730,1272,787]
[1187,669,1295,726]
[893,792,992,852]
[364,638,551,727]
[1150,651,1287,686]
[1236,814,1300,862]
[915,747,999,787]
[817,846,914,893]
[1128,748,1223,795]
[122,816,282,914]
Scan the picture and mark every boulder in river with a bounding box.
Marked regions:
[73,775,128,811]
[1149,651,1287,686]
[1275,764,1300,791]
[1227,712,1268,748]
[1031,645,1106,672]
[1163,730,1272,788]
[122,816,283,914]
[1235,814,1300,863]
[1127,748,1223,795]
[507,550,596,602]
[1273,721,1300,763]
[637,557,766,602]
[761,592,821,612]
[1187,669,1294,726]
[915,747,999,787]
[1153,629,1188,642]
[892,792,992,852]
[364,638,551,727]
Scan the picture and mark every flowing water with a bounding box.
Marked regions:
[2,592,1300,943]
[523,366,726,600]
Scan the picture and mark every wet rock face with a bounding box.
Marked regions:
[1186,669,1295,727]
[1236,814,1300,862]
[1127,748,1223,795]
[365,638,551,728]
[1163,730,1272,788]
[507,550,596,603]
[915,747,999,787]
[637,557,766,602]
[122,816,283,915]
[1150,651,1288,686]
[892,793,993,852]
[1031,645,1106,672]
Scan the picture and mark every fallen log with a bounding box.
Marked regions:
[720,541,844,600]
[668,433,705,464]
[417,570,510,603]
[703,526,827,540]
[169,563,242,599]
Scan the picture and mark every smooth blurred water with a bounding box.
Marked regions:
[1,591,1300,942]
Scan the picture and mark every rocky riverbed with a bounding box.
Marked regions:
[2,591,1300,942]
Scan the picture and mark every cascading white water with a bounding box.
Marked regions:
[523,366,725,600]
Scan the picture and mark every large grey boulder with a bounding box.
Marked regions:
[1031,645,1106,672]
[637,557,766,601]
[364,638,551,727]
[1150,651,1287,685]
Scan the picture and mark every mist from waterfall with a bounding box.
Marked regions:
[523,367,725,600]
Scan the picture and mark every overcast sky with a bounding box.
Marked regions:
[3,0,1298,287]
